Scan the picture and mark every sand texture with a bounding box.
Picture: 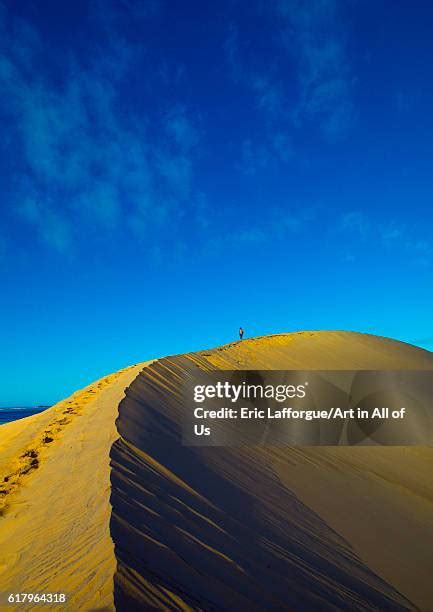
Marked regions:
[1,331,432,611]
[0,363,147,611]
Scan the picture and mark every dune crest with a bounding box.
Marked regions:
[1,331,432,610]
[111,332,432,610]
[0,363,147,611]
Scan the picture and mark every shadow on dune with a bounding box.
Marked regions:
[109,357,412,611]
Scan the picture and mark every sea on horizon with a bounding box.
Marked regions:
[0,406,50,426]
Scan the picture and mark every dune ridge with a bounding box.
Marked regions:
[111,331,433,611]
[0,363,147,611]
[0,331,432,611]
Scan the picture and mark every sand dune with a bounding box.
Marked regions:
[112,332,433,611]
[1,331,432,610]
[0,363,147,611]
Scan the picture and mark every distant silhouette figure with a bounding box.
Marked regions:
[239,327,244,340]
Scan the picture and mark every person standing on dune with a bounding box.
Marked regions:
[239,327,244,340]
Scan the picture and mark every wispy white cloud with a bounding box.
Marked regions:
[278,0,355,139]
[339,211,370,238]
[337,209,432,266]
[224,0,355,142]
[223,23,241,81]
[205,203,318,254]
[251,75,284,116]
[237,131,294,176]
[393,89,421,113]
[0,2,199,252]
[238,139,271,176]
[381,222,404,242]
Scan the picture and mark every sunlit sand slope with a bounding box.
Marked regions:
[112,331,433,611]
[1,332,431,611]
[0,363,146,611]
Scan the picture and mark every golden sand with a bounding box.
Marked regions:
[0,363,147,611]
[1,332,432,610]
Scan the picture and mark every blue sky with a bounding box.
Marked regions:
[1,0,432,405]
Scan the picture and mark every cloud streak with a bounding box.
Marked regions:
[224,0,355,141]
[0,2,198,252]
[280,0,355,138]
[337,210,432,266]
